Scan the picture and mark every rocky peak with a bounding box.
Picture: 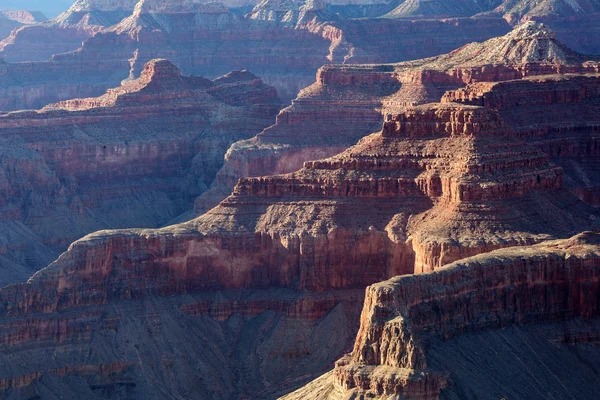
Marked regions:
[0,10,47,24]
[132,0,227,14]
[43,59,207,111]
[440,21,588,67]
[67,0,140,12]
[139,58,181,80]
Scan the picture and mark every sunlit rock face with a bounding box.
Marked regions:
[196,22,599,214]
[1,69,599,398]
[283,233,600,400]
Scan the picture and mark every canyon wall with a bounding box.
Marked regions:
[284,233,600,399]
[0,58,280,286]
[0,72,599,397]
[197,22,599,214]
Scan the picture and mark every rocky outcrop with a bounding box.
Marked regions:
[384,0,502,19]
[0,58,280,286]
[197,22,598,213]
[0,10,47,25]
[1,72,599,397]
[284,233,600,399]
[443,74,600,206]
[0,0,136,63]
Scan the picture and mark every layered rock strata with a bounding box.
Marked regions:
[443,73,600,206]
[0,0,514,111]
[197,22,598,213]
[0,82,599,396]
[0,0,137,63]
[0,58,280,285]
[283,232,600,399]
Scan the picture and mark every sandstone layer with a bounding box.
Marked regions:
[0,58,280,286]
[283,233,600,399]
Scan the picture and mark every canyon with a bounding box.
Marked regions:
[0,1,599,399]
[0,68,598,397]
[0,0,509,111]
[2,0,600,113]
[0,58,280,287]
[283,232,600,399]
[196,21,600,213]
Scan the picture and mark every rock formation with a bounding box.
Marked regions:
[0,58,280,286]
[0,0,137,63]
[0,10,47,25]
[283,232,600,399]
[196,21,599,213]
[477,0,600,54]
[0,71,599,396]
[484,0,600,23]
[0,0,514,111]
[384,0,502,19]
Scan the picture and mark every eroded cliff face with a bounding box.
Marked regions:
[0,0,516,112]
[443,74,600,206]
[283,233,600,400]
[0,287,364,399]
[0,0,135,63]
[196,22,599,214]
[0,71,599,397]
[0,58,280,286]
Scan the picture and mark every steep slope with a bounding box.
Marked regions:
[384,0,502,19]
[0,75,598,396]
[0,58,280,286]
[487,0,600,22]
[0,0,137,63]
[196,22,598,213]
[0,13,21,40]
[282,233,600,400]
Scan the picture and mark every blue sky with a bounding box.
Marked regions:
[1,0,73,18]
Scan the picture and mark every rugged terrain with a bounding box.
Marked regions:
[0,58,280,286]
[196,22,600,213]
[0,70,599,397]
[0,0,513,111]
[282,233,600,399]
[0,0,136,63]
